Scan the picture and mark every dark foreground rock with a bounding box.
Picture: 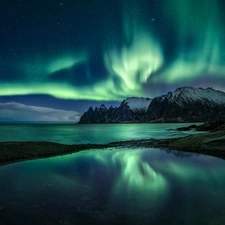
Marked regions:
[177,124,197,131]
[157,129,225,158]
[196,121,225,131]
[1,125,225,166]
[177,121,225,131]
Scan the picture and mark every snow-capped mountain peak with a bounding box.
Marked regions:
[166,86,225,105]
[122,97,152,112]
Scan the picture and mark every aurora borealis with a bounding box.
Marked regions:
[1,0,225,121]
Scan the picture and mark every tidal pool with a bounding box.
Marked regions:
[0,147,225,225]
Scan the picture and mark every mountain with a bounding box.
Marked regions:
[78,97,152,123]
[144,87,225,122]
[122,97,152,113]
[78,87,225,123]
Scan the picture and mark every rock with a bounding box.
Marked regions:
[177,125,197,131]
[196,121,225,131]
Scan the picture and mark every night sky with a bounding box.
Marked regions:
[1,0,225,122]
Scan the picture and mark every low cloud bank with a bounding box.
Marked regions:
[0,102,80,123]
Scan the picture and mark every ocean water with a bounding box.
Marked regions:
[0,147,225,224]
[0,123,202,144]
[0,123,224,225]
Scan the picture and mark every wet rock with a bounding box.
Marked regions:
[177,125,197,131]
[196,121,225,131]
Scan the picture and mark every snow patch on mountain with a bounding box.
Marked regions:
[123,97,152,112]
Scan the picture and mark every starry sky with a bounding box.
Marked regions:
[1,0,225,122]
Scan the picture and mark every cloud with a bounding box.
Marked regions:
[0,102,80,123]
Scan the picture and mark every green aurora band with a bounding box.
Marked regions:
[1,0,225,100]
[157,0,225,84]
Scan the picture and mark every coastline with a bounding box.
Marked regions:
[1,126,225,166]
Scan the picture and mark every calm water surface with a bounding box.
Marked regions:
[0,147,225,225]
[0,123,202,144]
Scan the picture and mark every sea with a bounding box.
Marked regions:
[0,123,203,144]
[0,124,225,225]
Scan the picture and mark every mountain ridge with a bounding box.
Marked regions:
[78,86,225,123]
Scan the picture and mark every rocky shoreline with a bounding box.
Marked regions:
[0,122,225,166]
